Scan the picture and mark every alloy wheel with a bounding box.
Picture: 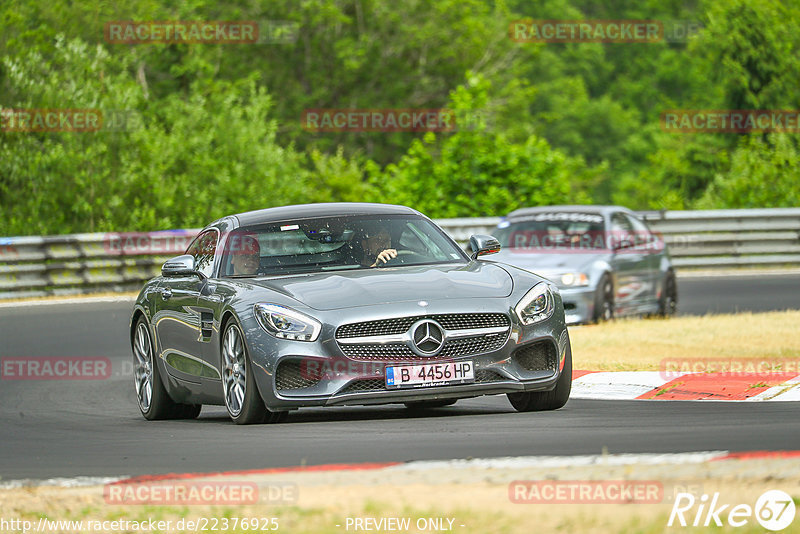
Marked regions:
[133,322,153,412]
[222,324,247,417]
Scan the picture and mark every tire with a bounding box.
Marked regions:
[132,318,200,420]
[403,399,457,410]
[221,319,286,425]
[507,340,572,412]
[593,274,614,323]
[658,271,678,317]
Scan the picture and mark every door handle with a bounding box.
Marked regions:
[160,288,173,300]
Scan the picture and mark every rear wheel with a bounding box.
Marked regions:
[133,318,200,420]
[593,274,614,323]
[658,271,678,317]
[507,341,572,412]
[221,320,286,425]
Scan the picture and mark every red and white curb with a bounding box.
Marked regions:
[5,451,800,489]
[571,370,800,401]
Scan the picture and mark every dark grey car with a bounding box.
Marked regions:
[131,203,572,424]
[489,205,677,325]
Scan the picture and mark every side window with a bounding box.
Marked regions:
[624,214,651,246]
[186,230,218,278]
[399,222,450,260]
[610,213,634,248]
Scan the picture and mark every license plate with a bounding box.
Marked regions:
[385,361,475,389]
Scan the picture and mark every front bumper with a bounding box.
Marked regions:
[244,299,570,410]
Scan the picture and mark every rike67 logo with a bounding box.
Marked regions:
[669,490,796,531]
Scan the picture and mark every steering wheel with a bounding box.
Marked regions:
[375,249,421,267]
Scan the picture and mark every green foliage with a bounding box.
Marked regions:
[0,37,370,234]
[1,0,799,236]
[697,134,800,208]
[371,76,590,217]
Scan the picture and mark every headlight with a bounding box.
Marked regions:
[515,282,555,325]
[561,272,589,287]
[254,304,322,341]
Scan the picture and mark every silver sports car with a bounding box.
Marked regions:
[489,205,677,325]
[130,203,572,424]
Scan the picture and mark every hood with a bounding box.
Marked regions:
[489,250,609,277]
[245,262,513,311]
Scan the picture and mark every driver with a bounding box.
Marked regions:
[359,223,398,267]
[230,235,260,275]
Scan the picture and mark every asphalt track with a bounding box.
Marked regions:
[1,274,798,480]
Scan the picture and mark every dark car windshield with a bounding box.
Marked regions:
[493,212,607,250]
[220,214,466,277]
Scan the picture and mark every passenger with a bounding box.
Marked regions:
[230,235,260,275]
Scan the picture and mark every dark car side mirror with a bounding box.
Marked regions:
[161,254,205,279]
[469,234,501,260]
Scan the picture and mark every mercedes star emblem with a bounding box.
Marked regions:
[410,319,445,356]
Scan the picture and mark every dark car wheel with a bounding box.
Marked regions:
[133,318,201,420]
[593,274,614,323]
[403,399,457,410]
[507,341,572,412]
[221,320,286,425]
[658,271,678,317]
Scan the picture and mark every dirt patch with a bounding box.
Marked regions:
[2,457,798,533]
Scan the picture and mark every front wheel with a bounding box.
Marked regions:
[221,320,286,425]
[593,274,614,323]
[507,340,572,412]
[658,271,678,317]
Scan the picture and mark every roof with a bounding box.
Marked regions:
[231,202,421,227]
[505,205,632,220]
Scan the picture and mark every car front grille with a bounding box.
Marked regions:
[336,313,510,339]
[275,360,320,390]
[513,341,558,373]
[338,343,417,360]
[338,368,508,395]
[439,334,507,358]
[336,313,511,362]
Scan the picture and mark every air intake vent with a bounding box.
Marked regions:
[514,341,558,373]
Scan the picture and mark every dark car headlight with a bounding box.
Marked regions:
[515,282,556,325]
[254,304,322,341]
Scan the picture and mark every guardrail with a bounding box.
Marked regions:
[1,208,798,299]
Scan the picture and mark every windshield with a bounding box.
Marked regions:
[493,212,607,250]
[220,214,467,277]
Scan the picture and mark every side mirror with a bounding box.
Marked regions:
[161,254,204,278]
[469,234,501,260]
